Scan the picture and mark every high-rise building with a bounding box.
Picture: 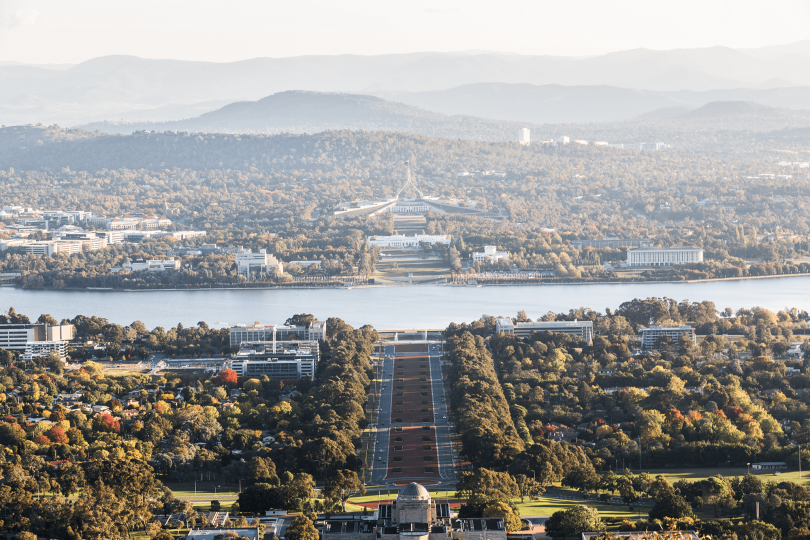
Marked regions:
[519,128,530,146]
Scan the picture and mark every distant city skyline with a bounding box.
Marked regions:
[1,0,809,64]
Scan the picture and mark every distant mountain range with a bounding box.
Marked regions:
[79,89,810,140]
[79,91,528,141]
[5,44,810,126]
[373,84,810,124]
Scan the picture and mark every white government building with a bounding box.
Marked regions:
[368,234,452,248]
[626,247,703,267]
[236,249,284,276]
[472,246,509,262]
[495,318,594,343]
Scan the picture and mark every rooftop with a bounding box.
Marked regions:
[397,482,430,501]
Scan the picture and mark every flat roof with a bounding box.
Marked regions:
[628,246,703,252]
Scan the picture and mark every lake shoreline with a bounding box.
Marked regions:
[6,277,810,328]
[3,271,808,292]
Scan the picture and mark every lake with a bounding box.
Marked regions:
[1,277,808,329]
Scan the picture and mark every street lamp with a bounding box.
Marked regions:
[747,462,751,475]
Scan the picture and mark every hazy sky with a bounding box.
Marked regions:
[2,0,810,64]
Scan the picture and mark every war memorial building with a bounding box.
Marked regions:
[322,483,506,540]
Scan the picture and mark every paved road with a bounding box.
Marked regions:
[370,350,395,484]
[369,342,456,485]
[427,342,456,482]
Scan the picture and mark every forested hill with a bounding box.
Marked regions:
[80,91,526,141]
[0,126,548,172]
[4,119,810,176]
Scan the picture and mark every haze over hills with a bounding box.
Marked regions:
[80,90,810,141]
[5,43,810,126]
[80,91,531,141]
[374,84,810,124]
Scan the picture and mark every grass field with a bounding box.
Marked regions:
[640,467,809,486]
[373,258,449,282]
[164,481,241,498]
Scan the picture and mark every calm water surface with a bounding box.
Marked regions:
[1,278,808,329]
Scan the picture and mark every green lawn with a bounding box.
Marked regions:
[373,258,450,282]
[349,489,460,505]
[164,481,240,498]
[640,467,810,487]
[515,497,645,519]
[193,501,236,512]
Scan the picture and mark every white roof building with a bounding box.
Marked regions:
[495,318,594,342]
[236,249,283,276]
[368,234,451,248]
[122,259,180,272]
[472,246,509,263]
[626,247,703,267]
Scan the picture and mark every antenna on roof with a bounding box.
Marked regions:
[395,160,424,199]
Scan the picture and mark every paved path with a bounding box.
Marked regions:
[369,342,456,485]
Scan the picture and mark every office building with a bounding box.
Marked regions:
[21,241,83,256]
[641,142,663,151]
[640,326,696,349]
[52,231,107,251]
[471,246,509,263]
[122,259,180,272]
[227,340,319,380]
[519,128,530,146]
[0,323,75,351]
[20,341,68,362]
[368,234,451,248]
[236,249,283,276]
[495,318,594,342]
[626,247,703,267]
[229,321,327,347]
[0,323,74,364]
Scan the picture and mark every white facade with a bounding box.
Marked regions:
[236,249,283,276]
[229,321,327,347]
[495,318,594,342]
[123,258,180,272]
[368,234,451,248]
[389,201,430,213]
[20,241,83,256]
[228,341,319,380]
[627,247,703,267]
[20,341,67,362]
[557,136,570,144]
[100,231,125,245]
[640,326,696,349]
[472,245,509,262]
[519,128,530,146]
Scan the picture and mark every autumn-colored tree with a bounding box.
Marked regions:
[47,425,68,445]
[92,413,120,434]
[213,369,238,387]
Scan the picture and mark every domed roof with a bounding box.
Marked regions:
[397,482,430,501]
